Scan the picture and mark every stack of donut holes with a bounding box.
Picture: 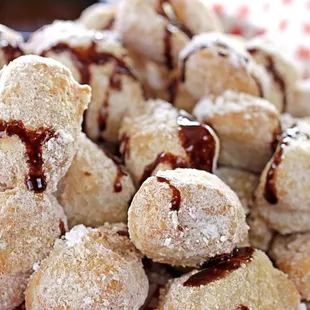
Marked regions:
[0,1,310,309]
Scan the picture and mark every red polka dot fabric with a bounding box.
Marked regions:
[209,0,310,79]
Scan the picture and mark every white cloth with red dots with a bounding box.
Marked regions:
[209,0,310,79]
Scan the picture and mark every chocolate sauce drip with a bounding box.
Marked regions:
[0,36,23,64]
[140,113,216,184]
[167,77,178,105]
[157,176,181,212]
[264,127,309,204]
[140,152,187,185]
[271,122,282,151]
[236,306,249,310]
[116,230,130,237]
[41,42,137,135]
[100,146,127,193]
[120,133,131,160]
[177,112,216,172]
[59,219,66,236]
[0,120,55,193]
[183,247,254,287]
[158,0,193,39]
[164,25,174,71]
[248,48,286,108]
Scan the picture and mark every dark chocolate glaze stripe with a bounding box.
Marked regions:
[264,127,309,204]
[0,120,55,193]
[236,306,249,310]
[177,112,216,173]
[100,146,127,193]
[248,48,285,108]
[139,112,217,184]
[183,247,254,287]
[41,41,137,135]
[157,176,181,212]
[140,152,187,185]
[0,32,23,64]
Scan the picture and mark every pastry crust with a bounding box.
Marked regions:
[180,33,266,100]
[255,127,310,234]
[78,3,117,31]
[128,168,248,267]
[158,248,300,310]
[0,55,90,192]
[26,21,144,142]
[215,166,259,214]
[246,36,301,113]
[57,133,135,227]
[194,90,281,173]
[25,224,148,310]
[270,233,310,300]
[120,99,219,185]
[115,0,221,66]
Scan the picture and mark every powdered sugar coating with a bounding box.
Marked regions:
[25,224,148,310]
[270,233,310,300]
[179,33,265,100]
[215,166,259,215]
[78,3,117,30]
[120,99,219,185]
[158,249,300,310]
[0,272,30,310]
[0,189,67,275]
[194,90,280,173]
[57,133,135,227]
[0,55,90,192]
[255,129,310,234]
[128,168,248,267]
[26,21,145,142]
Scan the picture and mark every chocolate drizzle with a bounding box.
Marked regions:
[0,36,23,64]
[183,247,254,287]
[248,48,286,108]
[163,24,174,71]
[41,41,137,135]
[59,219,66,236]
[264,127,309,204]
[139,113,216,184]
[157,176,181,212]
[0,120,55,193]
[116,230,130,237]
[177,112,216,172]
[271,122,282,152]
[100,146,127,193]
[140,152,187,184]
[236,306,249,310]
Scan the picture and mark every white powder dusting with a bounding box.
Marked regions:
[65,225,89,247]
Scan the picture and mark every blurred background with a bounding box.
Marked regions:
[0,0,102,36]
